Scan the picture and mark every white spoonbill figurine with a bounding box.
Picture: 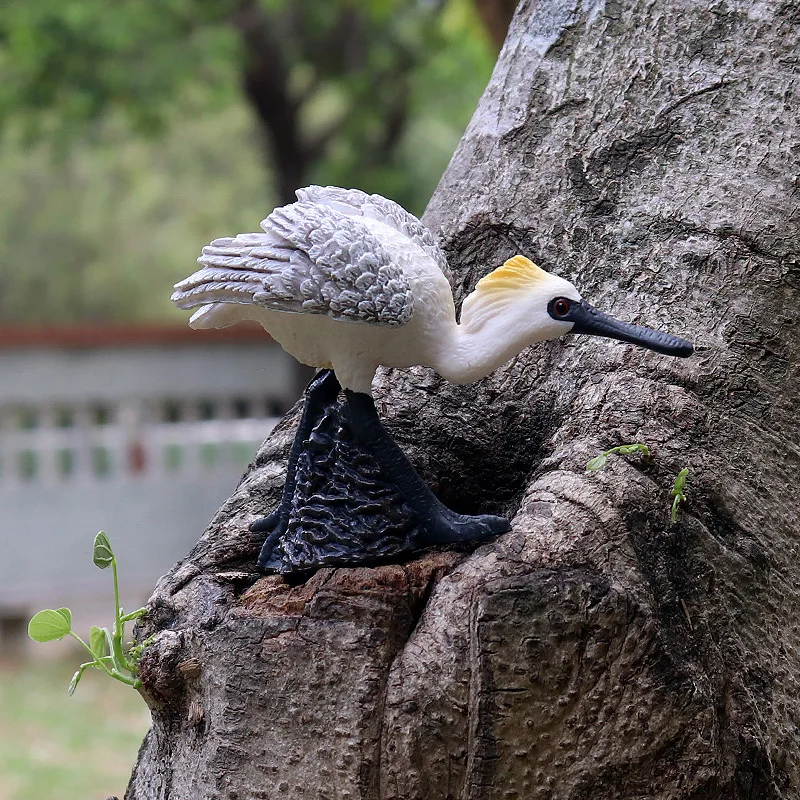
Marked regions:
[172,186,693,571]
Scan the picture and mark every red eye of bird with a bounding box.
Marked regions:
[554,299,571,316]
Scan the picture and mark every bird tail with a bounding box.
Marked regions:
[170,231,290,323]
[186,302,262,330]
[171,263,266,309]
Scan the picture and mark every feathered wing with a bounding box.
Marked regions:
[296,186,453,286]
[171,202,414,328]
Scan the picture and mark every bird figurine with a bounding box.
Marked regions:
[172,186,693,572]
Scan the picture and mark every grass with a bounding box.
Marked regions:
[0,655,150,800]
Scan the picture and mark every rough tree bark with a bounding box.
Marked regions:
[126,0,800,797]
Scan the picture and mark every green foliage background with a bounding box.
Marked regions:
[0,0,495,325]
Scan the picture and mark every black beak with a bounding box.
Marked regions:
[549,298,694,358]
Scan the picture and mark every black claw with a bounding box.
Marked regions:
[256,524,287,572]
[254,506,291,572]
[249,513,278,533]
[423,512,510,546]
[252,503,292,572]
[256,550,281,572]
[482,514,513,536]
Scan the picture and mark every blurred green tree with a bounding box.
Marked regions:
[0,0,497,323]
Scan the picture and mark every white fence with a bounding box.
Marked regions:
[0,328,299,654]
[0,396,278,487]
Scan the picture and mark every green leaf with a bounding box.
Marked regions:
[587,442,652,472]
[68,660,99,695]
[93,530,114,569]
[68,665,87,695]
[670,468,690,523]
[671,467,690,497]
[616,444,650,456]
[586,454,608,471]
[28,608,73,642]
[89,625,108,658]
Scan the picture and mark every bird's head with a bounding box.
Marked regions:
[462,255,693,357]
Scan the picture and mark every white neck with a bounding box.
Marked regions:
[431,302,539,385]
[426,259,579,384]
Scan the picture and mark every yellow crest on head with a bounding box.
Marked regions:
[461,255,549,333]
[475,255,547,293]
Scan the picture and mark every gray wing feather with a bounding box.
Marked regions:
[296,185,453,286]
[172,202,414,327]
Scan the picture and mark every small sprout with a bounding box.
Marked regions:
[128,634,155,664]
[586,454,608,471]
[93,531,114,569]
[68,668,83,696]
[28,531,149,696]
[587,445,692,525]
[586,443,651,472]
[68,662,95,696]
[670,467,689,523]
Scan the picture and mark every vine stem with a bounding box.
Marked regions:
[110,556,129,671]
[68,632,116,680]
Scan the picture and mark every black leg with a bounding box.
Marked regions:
[253,369,341,570]
[344,391,510,546]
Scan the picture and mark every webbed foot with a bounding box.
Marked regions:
[344,389,511,552]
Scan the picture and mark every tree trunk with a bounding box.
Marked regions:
[233,0,309,206]
[126,0,800,797]
[474,0,520,51]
